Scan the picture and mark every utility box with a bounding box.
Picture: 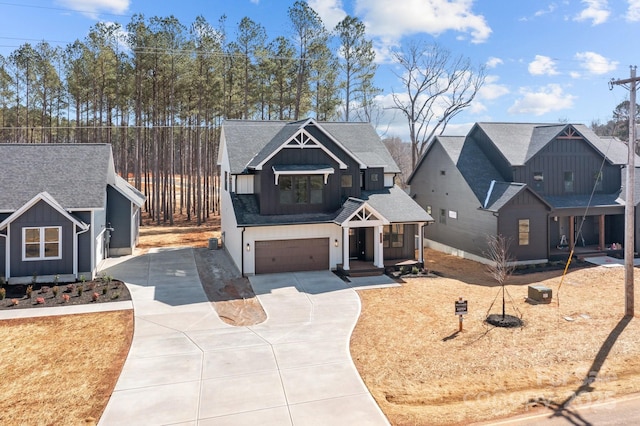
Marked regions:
[528,285,552,303]
[208,238,218,250]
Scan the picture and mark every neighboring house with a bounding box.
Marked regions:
[219,118,433,276]
[408,122,640,264]
[0,144,145,284]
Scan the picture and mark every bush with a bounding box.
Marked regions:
[52,286,59,297]
[26,285,33,299]
[77,286,83,297]
[0,287,5,300]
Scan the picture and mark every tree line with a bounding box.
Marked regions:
[0,1,380,225]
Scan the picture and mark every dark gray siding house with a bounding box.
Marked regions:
[0,144,145,284]
[219,118,434,276]
[408,123,635,264]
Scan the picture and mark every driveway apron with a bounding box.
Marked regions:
[98,247,389,426]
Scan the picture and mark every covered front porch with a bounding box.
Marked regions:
[335,200,426,277]
[549,208,624,257]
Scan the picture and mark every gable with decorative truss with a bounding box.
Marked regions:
[253,126,350,171]
[557,125,582,139]
[342,202,388,227]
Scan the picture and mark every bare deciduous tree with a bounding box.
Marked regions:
[485,234,516,320]
[390,41,485,170]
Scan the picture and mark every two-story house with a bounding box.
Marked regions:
[408,122,639,264]
[219,118,433,276]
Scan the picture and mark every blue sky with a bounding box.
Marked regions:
[1,0,639,140]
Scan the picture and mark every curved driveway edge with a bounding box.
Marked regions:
[98,247,389,425]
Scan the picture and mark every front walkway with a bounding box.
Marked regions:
[98,247,389,425]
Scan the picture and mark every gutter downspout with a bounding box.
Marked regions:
[75,224,91,279]
[241,227,245,277]
[0,232,7,280]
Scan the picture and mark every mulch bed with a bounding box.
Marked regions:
[0,279,131,310]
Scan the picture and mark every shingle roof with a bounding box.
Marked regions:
[361,186,433,223]
[483,181,527,212]
[474,122,637,167]
[223,119,400,174]
[231,185,432,227]
[0,143,113,211]
[545,193,623,209]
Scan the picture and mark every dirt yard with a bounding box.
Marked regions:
[350,250,640,425]
[4,217,637,425]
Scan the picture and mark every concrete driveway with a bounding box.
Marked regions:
[98,247,389,425]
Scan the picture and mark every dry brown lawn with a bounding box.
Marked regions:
[0,217,212,425]
[0,311,133,425]
[351,249,640,425]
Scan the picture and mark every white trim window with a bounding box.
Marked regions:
[23,226,62,261]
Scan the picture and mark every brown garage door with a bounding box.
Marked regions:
[255,238,329,274]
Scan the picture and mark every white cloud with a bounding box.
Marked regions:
[508,84,575,116]
[486,57,503,69]
[56,0,129,18]
[478,75,509,101]
[355,0,492,44]
[574,0,610,25]
[528,55,559,76]
[470,75,509,114]
[308,0,348,29]
[626,0,640,21]
[575,51,618,75]
[535,3,558,17]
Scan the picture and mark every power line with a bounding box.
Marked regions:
[0,1,132,18]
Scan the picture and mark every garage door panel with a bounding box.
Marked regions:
[255,238,329,274]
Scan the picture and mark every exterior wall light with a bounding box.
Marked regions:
[334,239,339,247]
[246,243,251,252]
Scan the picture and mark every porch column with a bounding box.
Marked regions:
[374,225,384,268]
[599,214,606,250]
[342,226,350,271]
[569,216,575,249]
[418,223,425,264]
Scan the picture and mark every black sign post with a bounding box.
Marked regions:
[455,297,468,332]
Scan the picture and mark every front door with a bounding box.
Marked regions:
[349,228,367,260]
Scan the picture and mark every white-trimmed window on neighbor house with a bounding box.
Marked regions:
[518,219,530,246]
[564,171,574,192]
[341,174,353,188]
[594,171,603,192]
[23,226,61,260]
[279,175,323,204]
[383,224,404,248]
[533,171,544,191]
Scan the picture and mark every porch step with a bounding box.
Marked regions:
[336,263,385,277]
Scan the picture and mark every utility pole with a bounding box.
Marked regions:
[610,65,638,317]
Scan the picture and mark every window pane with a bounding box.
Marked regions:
[44,227,59,242]
[564,171,574,192]
[383,226,390,248]
[341,175,352,188]
[294,176,307,203]
[44,243,59,257]
[518,219,530,245]
[392,224,404,247]
[25,228,40,243]
[310,176,323,204]
[25,244,40,258]
[279,176,293,204]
